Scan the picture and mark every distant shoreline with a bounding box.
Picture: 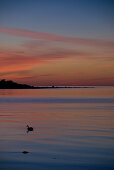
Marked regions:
[31,86,95,89]
[0,79,95,89]
[0,86,95,89]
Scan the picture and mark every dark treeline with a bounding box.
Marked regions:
[0,79,34,89]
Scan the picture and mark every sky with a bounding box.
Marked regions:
[0,0,114,86]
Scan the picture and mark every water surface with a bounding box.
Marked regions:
[0,87,114,170]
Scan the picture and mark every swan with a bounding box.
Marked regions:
[26,125,33,131]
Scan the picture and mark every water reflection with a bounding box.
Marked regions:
[0,87,114,97]
[0,88,114,170]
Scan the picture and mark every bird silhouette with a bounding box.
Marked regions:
[26,125,33,133]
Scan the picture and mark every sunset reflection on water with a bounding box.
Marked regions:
[0,87,114,170]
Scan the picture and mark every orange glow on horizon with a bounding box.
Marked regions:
[0,27,114,86]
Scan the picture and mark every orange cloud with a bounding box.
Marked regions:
[0,46,94,65]
[0,45,113,78]
[0,26,114,86]
[0,26,114,48]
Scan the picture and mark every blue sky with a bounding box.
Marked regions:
[0,0,114,39]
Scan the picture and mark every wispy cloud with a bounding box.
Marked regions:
[0,47,93,79]
[0,26,114,48]
[23,40,49,49]
[0,27,114,85]
[0,69,31,77]
[0,46,113,74]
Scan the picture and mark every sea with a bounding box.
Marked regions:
[0,87,114,170]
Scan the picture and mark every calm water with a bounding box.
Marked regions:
[0,87,114,170]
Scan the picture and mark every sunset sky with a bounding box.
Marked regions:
[0,0,114,86]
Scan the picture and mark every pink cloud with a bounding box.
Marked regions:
[0,47,113,74]
[0,26,114,48]
[23,40,49,49]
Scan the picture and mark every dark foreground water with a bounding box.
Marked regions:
[0,87,114,170]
